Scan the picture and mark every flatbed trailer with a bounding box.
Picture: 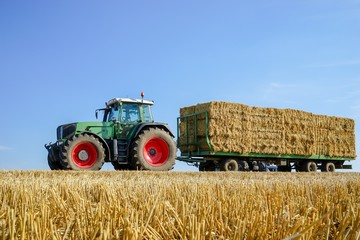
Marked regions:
[177,111,354,172]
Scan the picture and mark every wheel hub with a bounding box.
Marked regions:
[78,150,89,161]
[149,148,156,156]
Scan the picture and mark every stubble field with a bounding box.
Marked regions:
[0,171,359,239]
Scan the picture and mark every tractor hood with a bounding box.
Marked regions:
[56,122,114,141]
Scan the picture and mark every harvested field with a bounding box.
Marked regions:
[1,171,360,239]
[179,101,356,158]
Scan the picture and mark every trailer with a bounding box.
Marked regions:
[176,102,356,172]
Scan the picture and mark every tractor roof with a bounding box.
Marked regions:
[107,98,154,107]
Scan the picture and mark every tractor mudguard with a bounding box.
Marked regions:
[134,123,175,138]
[78,131,112,162]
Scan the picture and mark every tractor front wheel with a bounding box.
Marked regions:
[61,134,105,170]
[131,128,176,171]
[48,154,63,170]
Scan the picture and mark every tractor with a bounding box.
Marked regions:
[45,93,176,171]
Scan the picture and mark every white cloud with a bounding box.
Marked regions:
[267,82,306,91]
[0,145,12,151]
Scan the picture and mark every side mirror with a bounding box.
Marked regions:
[95,108,107,120]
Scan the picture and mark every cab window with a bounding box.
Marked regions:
[121,103,140,123]
[107,108,119,122]
[143,105,154,122]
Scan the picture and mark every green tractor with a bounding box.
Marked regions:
[45,95,176,171]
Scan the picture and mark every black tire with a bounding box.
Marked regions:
[131,128,176,171]
[295,162,304,172]
[278,165,292,172]
[321,162,336,172]
[258,162,266,172]
[199,162,216,171]
[220,159,239,171]
[303,161,317,172]
[112,162,131,171]
[48,154,63,170]
[238,161,249,171]
[60,134,105,170]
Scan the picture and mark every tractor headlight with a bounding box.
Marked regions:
[57,126,63,140]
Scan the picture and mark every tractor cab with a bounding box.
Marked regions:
[103,98,154,124]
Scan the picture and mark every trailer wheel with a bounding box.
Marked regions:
[238,161,249,171]
[258,162,266,172]
[221,159,239,171]
[295,162,304,172]
[47,154,63,170]
[321,162,335,172]
[303,161,317,172]
[131,128,176,171]
[61,134,105,170]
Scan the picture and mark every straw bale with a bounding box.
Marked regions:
[180,106,196,116]
[179,101,356,158]
[196,102,251,120]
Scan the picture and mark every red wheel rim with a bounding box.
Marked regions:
[143,138,169,166]
[72,142,98,168]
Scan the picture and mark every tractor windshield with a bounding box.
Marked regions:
[121,103,140,123]
[105,102,154,123]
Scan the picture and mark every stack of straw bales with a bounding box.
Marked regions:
[179,101,356,158]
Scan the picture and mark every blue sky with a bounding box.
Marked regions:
[0,0,359,171]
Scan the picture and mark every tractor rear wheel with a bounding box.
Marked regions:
[61,134,105,170]
[48,154,63,170]
[131,128,176,171]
